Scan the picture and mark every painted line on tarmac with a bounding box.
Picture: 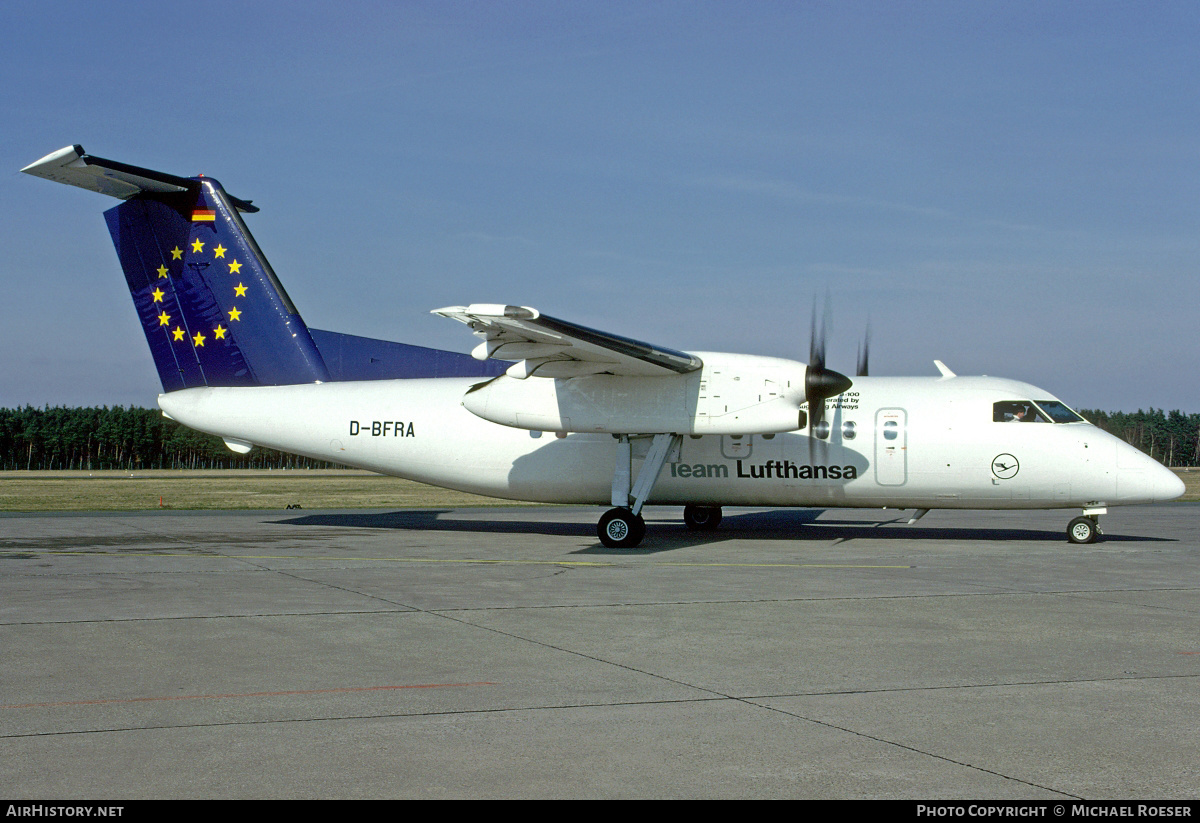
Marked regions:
[2,682,497,710]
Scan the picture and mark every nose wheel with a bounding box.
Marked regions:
[1067,515,1103,544]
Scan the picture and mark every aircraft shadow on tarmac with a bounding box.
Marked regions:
[272,508,1171,555]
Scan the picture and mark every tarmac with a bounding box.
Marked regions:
[0,503,1197,799]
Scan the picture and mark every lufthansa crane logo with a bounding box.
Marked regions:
[991,454,1020,480]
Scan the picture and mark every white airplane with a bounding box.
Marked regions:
[22,145,1185,547]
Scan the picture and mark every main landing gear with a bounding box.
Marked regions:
[597,504,726,548]
[1067,507,1106,544]
[598,507,646,549]
[596,432,731,548]
[682,504,723,531]
[598,433,681,549]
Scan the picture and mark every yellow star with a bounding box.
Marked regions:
[172,327,185,341]
[191,238,205,253]
[157,264,169,278]
[234,282,247,297]
[158,311,171,326]
[193,332,206,347]
[213,324,227,340]
[228,259,242,275]
[213,244,227,259]
[151,288,165,303]
[228,306,242,322]
[171,247,183,260]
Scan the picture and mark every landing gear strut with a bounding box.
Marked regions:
[599,433,681,549]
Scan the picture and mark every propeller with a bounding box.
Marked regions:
[804,296,853,459]
[856,322,871,377]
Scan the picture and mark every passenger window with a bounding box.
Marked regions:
[883,421,898,440]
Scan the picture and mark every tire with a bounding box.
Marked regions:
[682,505,723,531]
[598,508,646,548]
[1067,516,1097,544]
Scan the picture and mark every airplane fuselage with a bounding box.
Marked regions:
[157,371,1180,512]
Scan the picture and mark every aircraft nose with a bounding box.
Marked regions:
[1153,466,1186,502]
[1114,442,1186,503]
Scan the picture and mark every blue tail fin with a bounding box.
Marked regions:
[22,145,330,390]
[22,145,504,388]
[105,179,331,390]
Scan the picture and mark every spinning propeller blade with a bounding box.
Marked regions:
[856,323,871,378]
[804,296,852,461]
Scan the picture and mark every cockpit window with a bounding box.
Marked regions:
[993,401,1047,422]
[1034,400,1085,424]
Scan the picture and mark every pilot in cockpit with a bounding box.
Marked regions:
[994,401,1041,422]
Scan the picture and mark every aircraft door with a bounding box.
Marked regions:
[721,435,752,459]
[874,408,907,486]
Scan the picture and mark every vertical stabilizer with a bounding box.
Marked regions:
[105,179,331,390]
[23,145,506,387]
[22,145,330,390]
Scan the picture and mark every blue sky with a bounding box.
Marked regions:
[3,1,1197,411]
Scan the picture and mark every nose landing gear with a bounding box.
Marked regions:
[1067,507,1106,544]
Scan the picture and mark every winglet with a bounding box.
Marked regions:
[934,360,956,378]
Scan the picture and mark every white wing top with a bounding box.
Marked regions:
[433,304,703,379]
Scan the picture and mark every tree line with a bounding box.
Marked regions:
[1076,409,1200,469]
[0,406,347,471]
[0,405,1196,471]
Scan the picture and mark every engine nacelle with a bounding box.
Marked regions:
[461,352,810,435]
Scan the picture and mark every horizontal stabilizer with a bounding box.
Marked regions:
[21,145,257,212]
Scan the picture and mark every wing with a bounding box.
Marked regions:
[432,304,703,379]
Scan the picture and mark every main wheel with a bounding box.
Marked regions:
[1067,516,1098,544]
[683,504,723,531]
[598,508,646,548]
